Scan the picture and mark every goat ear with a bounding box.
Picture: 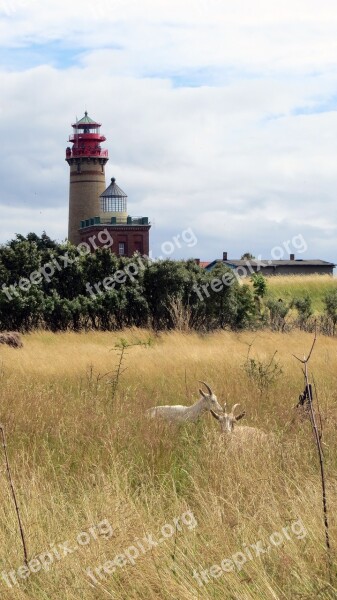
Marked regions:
[210,409,221,421]
[235,411,246,422]
[199,389,206,398]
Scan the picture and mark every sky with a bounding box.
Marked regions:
[0,0,337,262]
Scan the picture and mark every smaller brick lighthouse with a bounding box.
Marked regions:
[66,112,150,256]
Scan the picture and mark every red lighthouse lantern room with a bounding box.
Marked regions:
[66,112,109,159]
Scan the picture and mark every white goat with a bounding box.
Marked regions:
[146,382,223,423]
[210,403,270,444]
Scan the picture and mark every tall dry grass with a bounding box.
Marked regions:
[0,329,336,599]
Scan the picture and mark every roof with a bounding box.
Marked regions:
[100,178,127,198]
[226,259,336,267]
[72,111,101,127]
[199,261,210,268]
[206,258,336,270]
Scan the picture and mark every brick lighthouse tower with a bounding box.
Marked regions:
[66,112,150,255]
[66,112,109,246]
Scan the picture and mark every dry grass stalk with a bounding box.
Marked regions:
[0,424,28,566]
[0,330,336,598]
[293,328,332,578]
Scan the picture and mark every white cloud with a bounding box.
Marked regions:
[0,0,336,263]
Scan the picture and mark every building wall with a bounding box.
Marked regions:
[233,265,334,276]
[67,158,107,246]
[260,265,333,276]
[79,225,150,257]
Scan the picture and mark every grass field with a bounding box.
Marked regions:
[0,329,336,599]
[264,274,337,313]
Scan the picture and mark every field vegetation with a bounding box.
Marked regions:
[264,275,337,314]
[0,329,336,599]
[1,233,336,334]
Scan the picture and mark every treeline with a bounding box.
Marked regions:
[0,233,336,333]
[0,233,255,332]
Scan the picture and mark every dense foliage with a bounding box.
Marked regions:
[0,233,336,333]
[0,233,255,332]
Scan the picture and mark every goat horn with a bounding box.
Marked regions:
[198,381,213,395]
[210,409,221,421]
[231,403,243,415]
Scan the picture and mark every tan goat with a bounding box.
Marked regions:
[210,403,270,444]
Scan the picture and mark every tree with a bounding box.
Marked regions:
[241,252,255,260]
[251,273,267,299]
[202,263,239,329]
[266,298,290,331]
[143,259,199,329]
[234,284,257,328]
[292,294,313,328]
[324,289,337,334]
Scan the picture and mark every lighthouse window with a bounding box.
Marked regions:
[101,197,127,212]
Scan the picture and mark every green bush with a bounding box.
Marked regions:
[0,234,257,333]
[324,289,337,333]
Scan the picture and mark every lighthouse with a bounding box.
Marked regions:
[66,112,109,246]
[66,112,150,255]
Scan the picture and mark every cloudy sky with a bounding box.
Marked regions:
[0,0,337,262]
